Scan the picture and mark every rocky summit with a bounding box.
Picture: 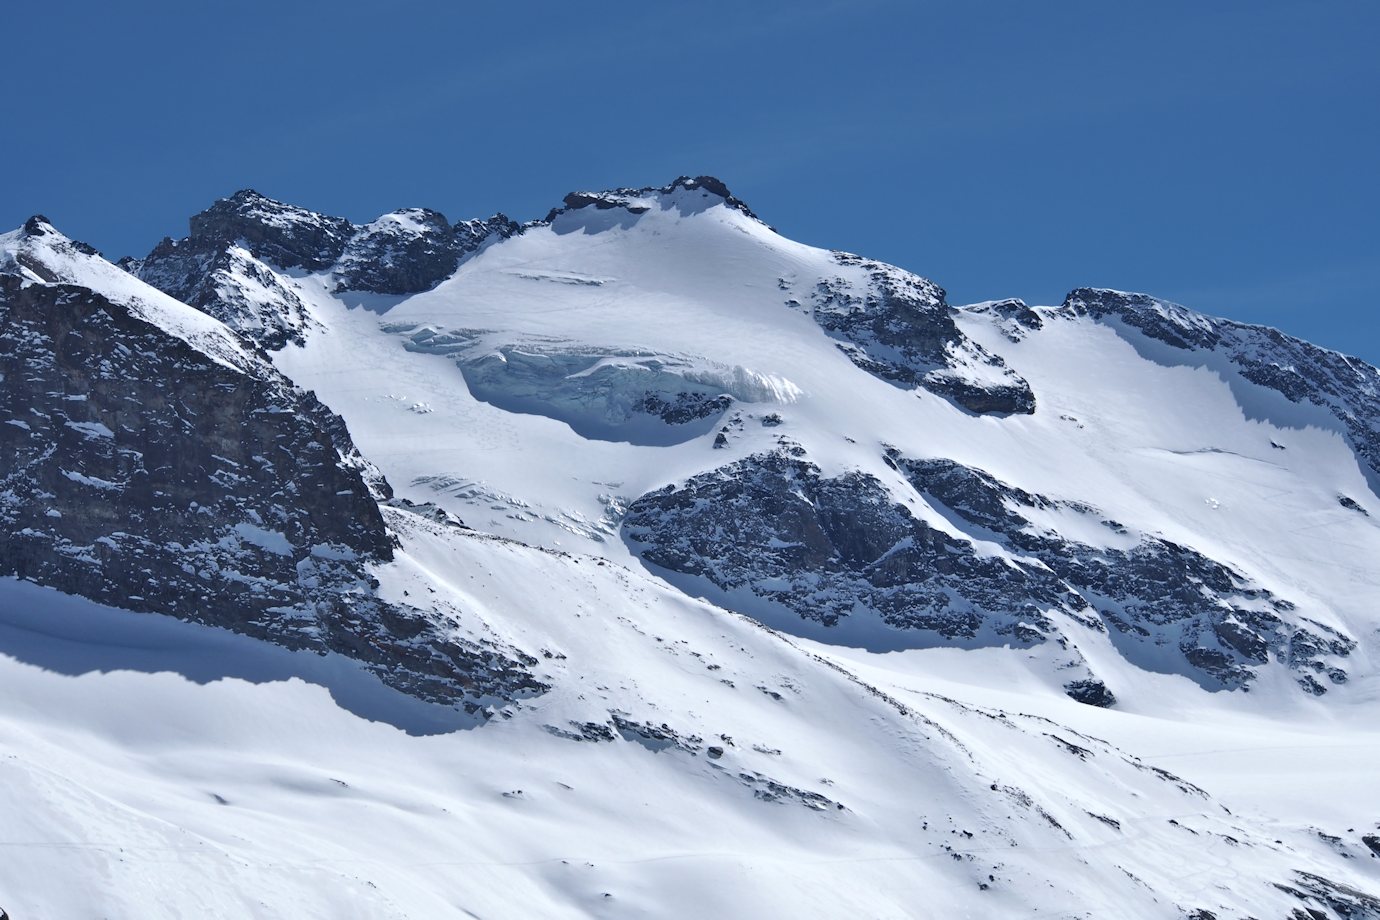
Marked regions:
[2,178,1379,919]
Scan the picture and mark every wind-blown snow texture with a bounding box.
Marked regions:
[1,177,1379,918]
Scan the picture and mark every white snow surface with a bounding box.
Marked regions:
[3,194,1380,917]
[0,221,257,373]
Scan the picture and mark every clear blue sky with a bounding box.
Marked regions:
[6,1,1377,360]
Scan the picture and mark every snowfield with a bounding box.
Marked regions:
[1,179,1379,917]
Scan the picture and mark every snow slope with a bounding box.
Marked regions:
[264,180,1379,696]
[1,515,1376,918]
[1,178,1379,917]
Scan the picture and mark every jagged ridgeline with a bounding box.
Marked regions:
[4,174,1378,712]
[4,176,1380,918]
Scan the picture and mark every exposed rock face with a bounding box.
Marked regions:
[808,255,1037,415]
[1063,678,1117,708]
[1064,288,1380,486]
[543,175,764,224]
[962,297,1044,342]
[131,190,345,349]
[890,453,1353,692]
[133,191,521,349]
[189,189,354,271]
[0,224,542,708]
[622,450,1078,645]
[453,213,521,253]
[621,446,1354,693]
[334,209,519,295]
[134,238,316,350]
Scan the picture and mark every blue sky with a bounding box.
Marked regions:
[5,1,1377,359]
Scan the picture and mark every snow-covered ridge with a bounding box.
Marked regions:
[131,190,518,348]
[0,216,541,708]
[6,176,1380,916]
[540,174,765,226]
[1064,286,1380,483]
[2,216,257,372]
[109,176,1380,704]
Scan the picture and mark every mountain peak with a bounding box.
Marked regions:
[14,215,98,257]
[21,214,56,237]
[189,189,354,271]
[1063,287,1161,311]
[546,174,762,225]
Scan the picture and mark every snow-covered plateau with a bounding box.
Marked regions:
[1,177,1378,918]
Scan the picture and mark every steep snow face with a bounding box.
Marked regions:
[2,217,256,371]
[1064,287,1380,487]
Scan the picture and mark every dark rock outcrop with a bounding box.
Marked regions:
[1275,871,1380,919]
[334,209,519,295]
[189,189,354,271]
[134,191,521,349]
[623,451,1078,644]
[131,189,348,349]
[622,445,1353,692]
[890,453,1354,692]
[453,212,521,256]
[809,255,1036,415]
[135,236,316,350]
[0,231,542,708]
[962,298,1044,342]
[334,207,456,294]
[543,175,763,224]
[1063,678,1117,708]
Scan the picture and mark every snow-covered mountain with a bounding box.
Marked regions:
[2,178,1379,918]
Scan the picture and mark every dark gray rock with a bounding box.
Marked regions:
[0,248,542,708]
[334,209,519,296]
[891,453,1354,691]
[1339,495,1369,516]
[610,714,702,753]
[334,208,457,295]
[189,189,354,271]
[135,236,315,350]
[642,391,734,426]
[623,451,1078,644]
[134,192,520,349]
[1276,871,1380,919]
[810,255,1036,415]
[1063,678,1117,708]
[545,721,617,742]
[622,444,1352,692]
[452,212,521,254]
[961,298,1044,342]
[542,175,763,225]
[131,188,353,349]
[737,771,844,811]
